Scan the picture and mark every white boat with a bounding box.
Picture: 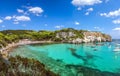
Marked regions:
[116,43,120,46]
[113,47,120,52]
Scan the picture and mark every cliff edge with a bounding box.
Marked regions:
[55,28,112,43]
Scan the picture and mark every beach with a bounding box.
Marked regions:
[0,39,54,58]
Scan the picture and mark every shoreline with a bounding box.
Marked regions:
[0,39,54,58]
[0,39,111,58]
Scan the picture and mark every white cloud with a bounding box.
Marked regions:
[77,7,82,10]
[0,19,3,23]
[71,0,102,6]
[17,9,24,13]
[87,8,93,11]
[94,26,103,31]
[29,7,43,16]
[113,27,120,31]
[85,12,89,15]
[100,8,120,17]
[75,21,80,25]
[55,25,64,29]
[13,16,31,21]
[4,15,30,25]
[85,8,94,15]
[113,19,120,24]
[94,26,100,29]
[5,16,12,20]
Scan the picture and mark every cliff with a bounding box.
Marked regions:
[0,28,112,49]
[55,28,112,43]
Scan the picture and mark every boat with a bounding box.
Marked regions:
[113,42,120,52]
[116,43,120,46]
[113,47,120,52]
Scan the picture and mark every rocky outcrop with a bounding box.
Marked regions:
[72,38,82,43]
[55,29,112,43]
[83,31,112,43]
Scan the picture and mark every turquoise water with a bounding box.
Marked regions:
[9,42,120,75]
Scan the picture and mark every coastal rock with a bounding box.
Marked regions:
[83,31,111,43]
[72,38,82,43]
[55,29,112,43]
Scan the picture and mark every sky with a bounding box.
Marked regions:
[0,0,120,39]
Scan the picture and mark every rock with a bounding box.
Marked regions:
[55,29,112,43]
[72,38,82,43]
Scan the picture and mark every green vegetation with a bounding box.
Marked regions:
[0,28,111,48]
[0,30,55,47]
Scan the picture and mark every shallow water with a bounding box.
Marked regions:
[9,42,120,75]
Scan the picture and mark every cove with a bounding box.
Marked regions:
[9,42,120,76]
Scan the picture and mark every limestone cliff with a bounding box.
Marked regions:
[55,28,112,43]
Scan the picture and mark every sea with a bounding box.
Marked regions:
[9,40,120,76]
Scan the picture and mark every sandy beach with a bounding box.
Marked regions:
[0,39,54,58]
